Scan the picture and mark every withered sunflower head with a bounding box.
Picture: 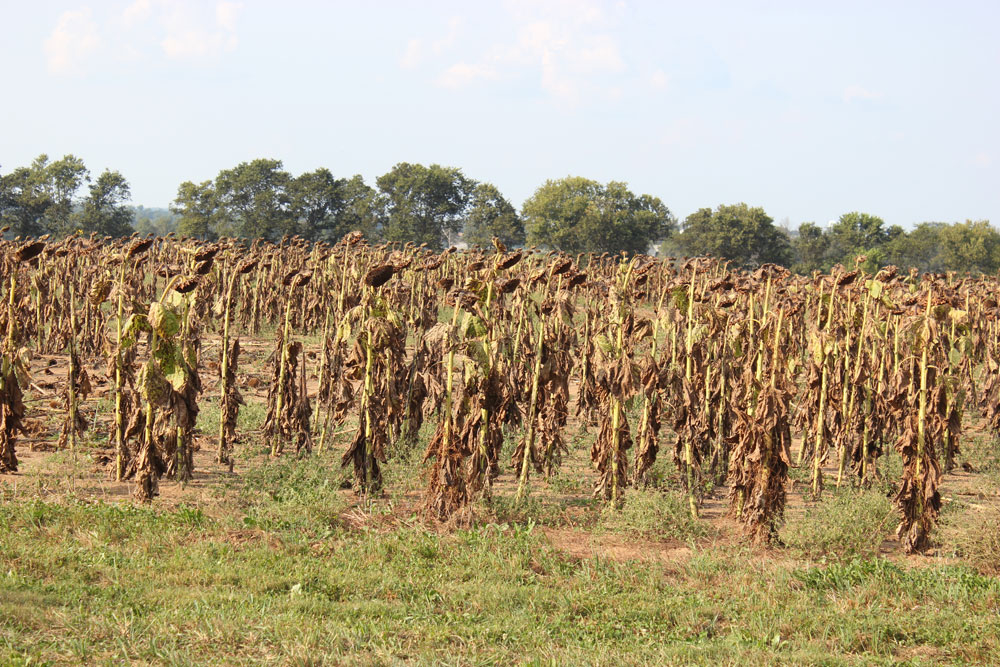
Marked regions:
[174,276,200,293]
[497,251,522,271]
[550,258,572,276]
[497,277,521,294]
[194,246,220,263]
[126,239,153,259]
[237,258,259,274]
[15,241,46,264]
[446,288,478,309]
[363,264,396,288]
[293,271,312,288]
[837,270,859,287]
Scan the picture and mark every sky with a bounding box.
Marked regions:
[1,0,998,230]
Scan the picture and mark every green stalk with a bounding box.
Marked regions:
[440,301,462,488]
[67,281,78,452]
[113,262,128,481]
[362,326,376,491]
[271,289,294,457]
[836,291,865,487]
[683,268,698,519]
[916,289,932,512]
[635,288,666,479]
[176,292,193,483]
[217,270,237,466]
[312,304,332,434]
[515,316,544,503]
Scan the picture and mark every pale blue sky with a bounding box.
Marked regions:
[2,0,997,229]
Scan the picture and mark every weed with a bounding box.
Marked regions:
[599,488,711,543]
[781,488,895,561]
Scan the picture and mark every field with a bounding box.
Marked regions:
[1,235,999,665]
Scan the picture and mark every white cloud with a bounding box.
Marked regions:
[121,0,152,27]
[973,152,993,168]
[44,8,101,74]
[650,69,670,90]
[216,1,241,32]
[399,2,626,103]
[436,62,498,88]
[437,2,626,104]
[432,17,462,54]
[843,84,883,103]
[160,1,242,59]
[401,16,462,70]
[400,38,422,69]
[44,1,243,73]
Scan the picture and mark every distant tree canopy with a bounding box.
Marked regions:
[791,214,1000,276]
[522,177,674,255]
[790,211,904,273]
[2,154,998,275]
[76,170,134,237]
[674,203,791,268]
[0,154,90,237]
[463,182,524,249]
[170,160,515,250]
[376,163,475,250]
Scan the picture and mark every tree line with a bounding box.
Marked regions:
[2,153,998,274]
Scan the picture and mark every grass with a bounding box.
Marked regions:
[2,483,1000,665]
[3,388,999,663]
[939,502,1000,575]
[781,487,896,562]
[599,488,712,543]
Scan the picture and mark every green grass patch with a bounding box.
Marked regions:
[2,495,1000,664]
[781,488,896,561]
[599,488,711,543]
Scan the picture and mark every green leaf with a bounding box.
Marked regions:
[595,334,614,356]
[119,313,149,349]
[165,361,188,391]
[461,312,487,340]
[465,340,491,371]
[671,286,689,313]
[148,302,180,339]
[137,360,170,406]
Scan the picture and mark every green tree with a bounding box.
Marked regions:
[823,212,898,270]
[463,182,524,248]
[214,159,293,240]
[676,203,791,267]
[376,163,474,249]
[0,162,52,237]
[791,222,829,273]
[338,175,379,240]
[288,168,360,242]
[0,154,90,237]
[40,154,90,236]
[522,177,673,255]
[937,220,1000,274]
[171,180,218,239]
[75,170,134,237]
[885,222,946,272]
